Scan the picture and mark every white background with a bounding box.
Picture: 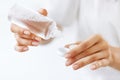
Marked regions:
[1,0,120,80]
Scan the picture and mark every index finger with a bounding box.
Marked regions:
[65,34,103,58]
[11,23,31,35]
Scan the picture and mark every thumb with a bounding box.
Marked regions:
[38,9,48,16]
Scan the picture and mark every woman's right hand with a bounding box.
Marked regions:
[10,9,48,52]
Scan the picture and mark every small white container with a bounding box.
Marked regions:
[58,44,77,57]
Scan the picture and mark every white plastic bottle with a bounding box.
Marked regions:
[8,4,61,40]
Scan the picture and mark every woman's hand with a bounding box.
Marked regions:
[65,34,114,70]
[10,9,48,52]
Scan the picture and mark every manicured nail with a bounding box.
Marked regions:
[65,53,71,58]
[90,65,96,70]
[66,61,72,66]
[32,42,39,46]
[73,64,79,70]
[35,37,41,41]
[23,47,28,51]
[24,31,30,35]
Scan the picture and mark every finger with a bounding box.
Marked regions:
[90,59,110,70]
[72,51,107,70]
[11,23,31,35]
[15,45,29,52]
[65,41,81,48]
[65,34,103,58]
[16,36,40,46]
[79,41,108,58]
[66,41,109,66]
[38,9,48,16]
[15,32,41,41]
[66,58,76,66]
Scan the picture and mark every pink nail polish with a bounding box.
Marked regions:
[24,31,30,35]
[73,65,79,70]
[90,65,96,70]
[66,61,71,66]
[35,37,41,41]
[23,47,28,51]
[65,54,71,58]
[32,42,39,46]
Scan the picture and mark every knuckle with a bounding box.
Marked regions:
[93,34,103,41]
[95,34,101,38]
[101,41,109,49]
[96,34,103,40]
[81,42,89,50]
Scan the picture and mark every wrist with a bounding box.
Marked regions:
[109,46,120,71]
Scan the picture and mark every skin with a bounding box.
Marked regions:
[65,34,120,71]
[11,9,48,52]
[10,9,120,71]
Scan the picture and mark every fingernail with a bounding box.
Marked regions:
[32,42,39,46]
[24,31,30,35]
[35,37,41,41]
[90,65,96,70]
[65,53,71,58]
[66,61,72,66]
[23,47,28,51]
[73,64,79,70]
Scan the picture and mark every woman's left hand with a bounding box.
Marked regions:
[65,34,114,70]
